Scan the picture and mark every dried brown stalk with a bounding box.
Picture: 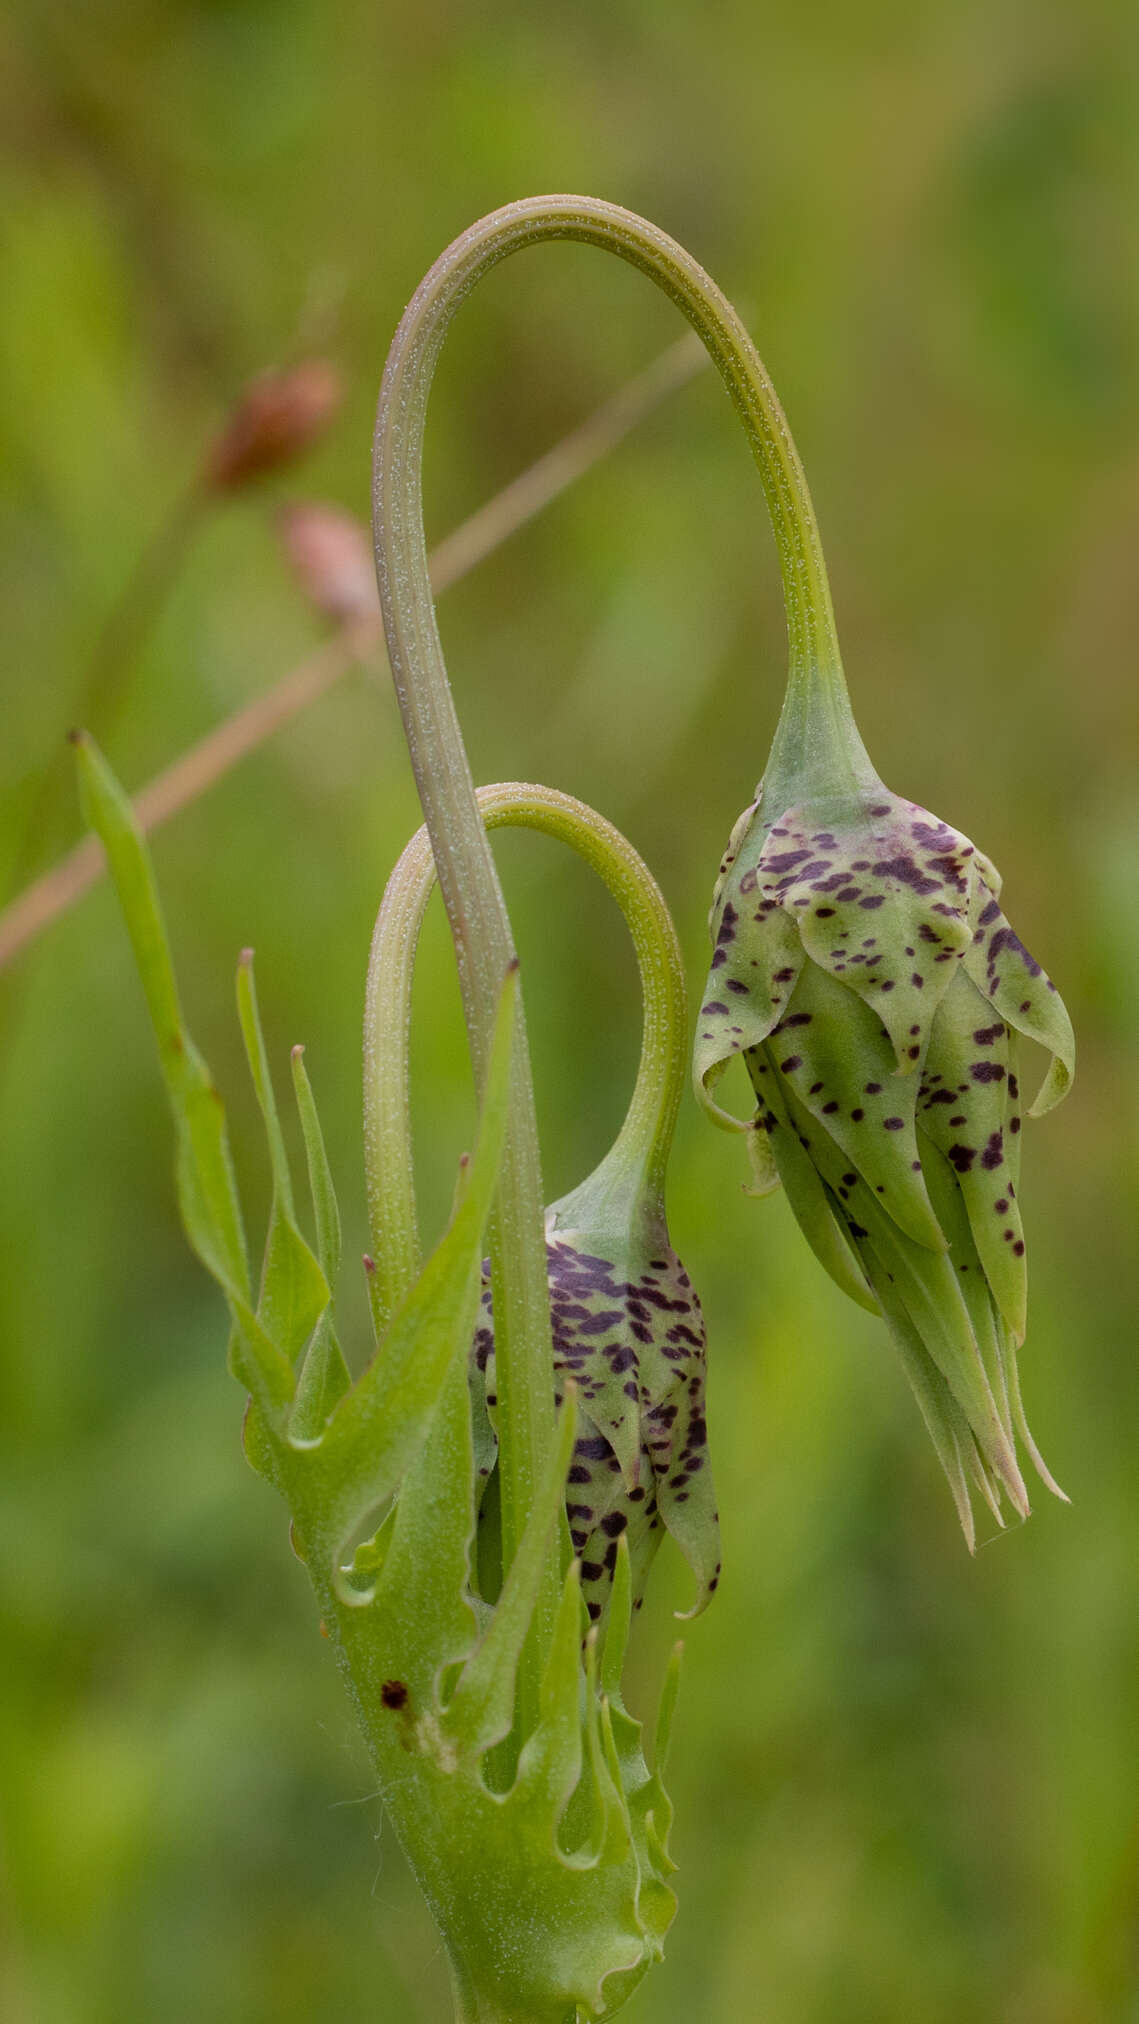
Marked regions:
[0,331,705,975]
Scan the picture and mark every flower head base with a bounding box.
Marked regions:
[697,780,1075,1543]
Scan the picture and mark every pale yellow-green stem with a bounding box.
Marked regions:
[363,780,688,1336]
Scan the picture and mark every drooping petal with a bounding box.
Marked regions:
[917,966,1027,1342]
[1002,1319,1070,1504]
[766,959,948,1253]
[748,1055,880,1313]
[562,1237,719,1622]
[547,1236,645,1483]
[1004,1028,1025,1195]
[770,1058,1027,1512]
[917,1153,1065,1513]
[870,1273,980,1549]
[845,1191,1027,1515]
[917,1131,1017,1455]
[707,793,760,925]
[694,889,804,1124]
[477,1230,720,1624]
[963,890,1075,1115]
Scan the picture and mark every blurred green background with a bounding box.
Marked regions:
[2,2,1138,2019]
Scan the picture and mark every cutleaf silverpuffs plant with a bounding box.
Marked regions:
[81,194,1073,2019]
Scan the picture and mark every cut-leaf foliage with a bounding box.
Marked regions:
[79,732,684,2020]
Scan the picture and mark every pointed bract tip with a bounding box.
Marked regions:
[674,1600,700,1624]
[291,1042,305,1061]
[1028,1068,1073,1119]
[67,725,85,747]
[506,955,521,976]
[995,1453,1031,1524]
[951,1479,977,1554]
[999,1437,1032,1515]
[362,1252,376,1276]
[239,946,255,968]
[1015,1411,1070,1504]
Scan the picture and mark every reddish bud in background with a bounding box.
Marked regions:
[278,501,380,624]
[206,361,342,491]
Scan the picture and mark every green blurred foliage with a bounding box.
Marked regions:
[2,1,1138,2018]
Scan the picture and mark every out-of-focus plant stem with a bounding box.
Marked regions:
[8,476,208,892]
[0,329,707,977]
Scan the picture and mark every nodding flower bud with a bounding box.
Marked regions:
[364,777,722,1624]
[206,360,342,492]
[474,1205,720,1625]
[696,780,1075,1546]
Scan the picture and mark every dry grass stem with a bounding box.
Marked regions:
[0,330,706,974]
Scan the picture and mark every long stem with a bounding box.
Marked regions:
[8,476,207,897]
[364,781,687,1333]
[370,195,864,1733]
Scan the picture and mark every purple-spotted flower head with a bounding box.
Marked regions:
[473,1200,720,1626]
[696,778,1074,1545]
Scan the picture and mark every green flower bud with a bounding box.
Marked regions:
[365,775,723,1627]
[696,780,1075,1544]
[474,1207,720,1627]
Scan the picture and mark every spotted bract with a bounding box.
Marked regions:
[474,1217,720,1623]
[695,782,1075,1545]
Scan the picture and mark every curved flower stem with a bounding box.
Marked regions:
[364,781,688,1334]
[371,194,869,1734]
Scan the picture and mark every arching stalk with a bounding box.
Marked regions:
[364,780,688,1334]
[371,193,867,1739]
